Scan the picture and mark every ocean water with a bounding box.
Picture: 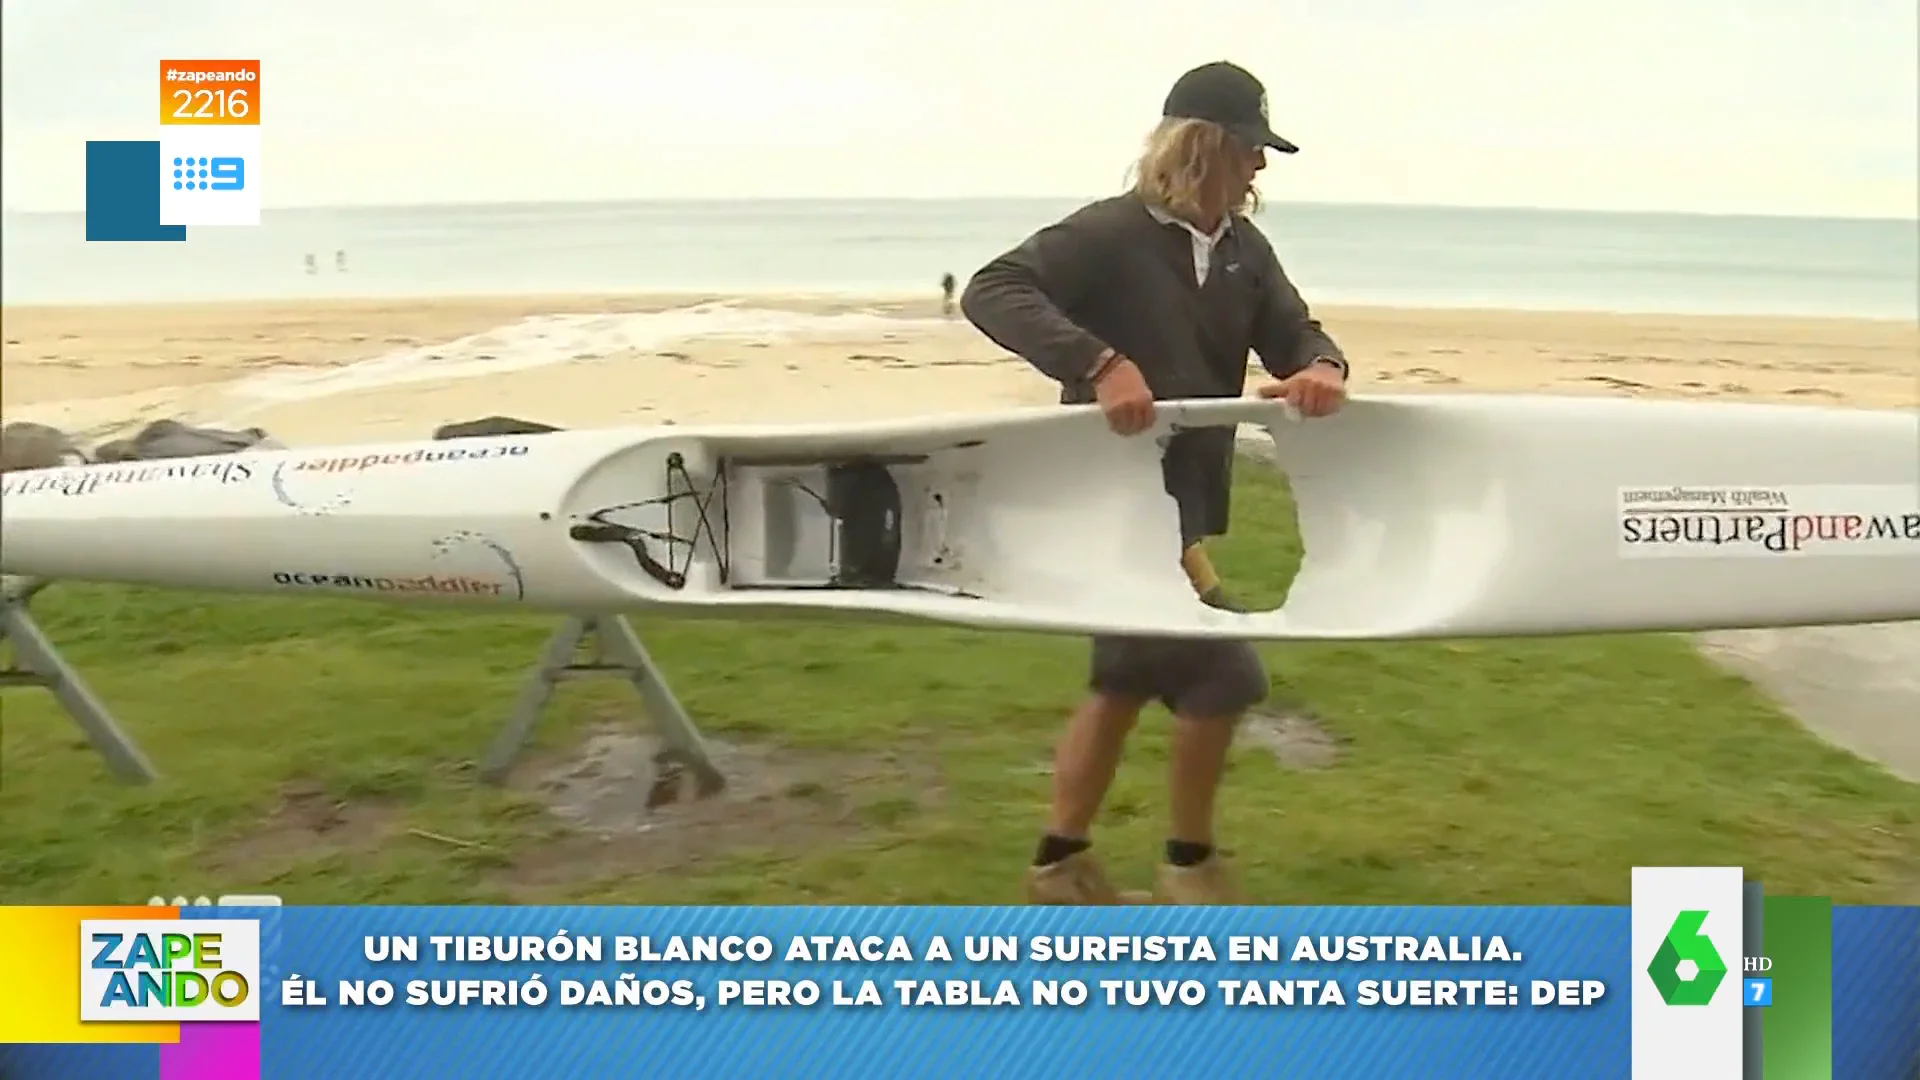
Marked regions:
[2,199,1914,319]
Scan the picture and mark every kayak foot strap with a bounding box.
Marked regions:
[572,452,729,590]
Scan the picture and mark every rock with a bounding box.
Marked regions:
[433,416,565,440]
[0,422,85,472]
[102,420,282,461]
[91,439,138,463]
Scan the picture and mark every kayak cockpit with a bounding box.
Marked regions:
[568,443,987,600]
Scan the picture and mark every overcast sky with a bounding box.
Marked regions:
[3,0,1915,217]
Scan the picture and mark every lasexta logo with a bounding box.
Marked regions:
[1646,910,1728,1005]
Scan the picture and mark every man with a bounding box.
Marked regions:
[940,271,958,317]
[961,60,1350,905]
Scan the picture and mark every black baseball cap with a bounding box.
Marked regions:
[1163,61,1299,154]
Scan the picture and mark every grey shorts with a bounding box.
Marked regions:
[1088,635,1269,718]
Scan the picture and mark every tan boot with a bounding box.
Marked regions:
[1025,851,1151,905]
[1154,854,1246,904]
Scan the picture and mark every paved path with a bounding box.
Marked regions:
[1695,622,1920,784]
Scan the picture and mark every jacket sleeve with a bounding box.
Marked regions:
[959,213,1113,385]
[1249,233,1348,381]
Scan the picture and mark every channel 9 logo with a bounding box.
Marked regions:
[156,130,259,226]
[170,155,245,193]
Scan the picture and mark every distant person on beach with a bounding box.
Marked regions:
[939,272,956,316]
[335,249,347,272]
[303,253,317,275]
[962,61,1349,906]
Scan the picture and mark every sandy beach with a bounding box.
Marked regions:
[3,294,1915,447]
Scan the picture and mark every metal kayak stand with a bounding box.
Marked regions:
[0,578,726,802]
[479,614,726,803]
[1,576,160,784]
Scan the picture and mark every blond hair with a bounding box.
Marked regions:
[1129,117,1260,223]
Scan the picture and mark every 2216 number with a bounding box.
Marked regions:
[172,87,250,120]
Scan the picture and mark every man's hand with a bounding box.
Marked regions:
[1256,360,1347,419]
[1093,353,1156,435]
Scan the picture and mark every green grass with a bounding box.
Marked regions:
[2,468,1914,906]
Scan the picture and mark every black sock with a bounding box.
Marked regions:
[1034,834,1091,867]
[1165,840,1214,867]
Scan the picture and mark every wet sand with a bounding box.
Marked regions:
[4,295,1914,443]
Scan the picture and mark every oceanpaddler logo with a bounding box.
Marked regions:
[0,459,252,498]
[265,532,527,602]
[293,443,530,474]
[272,570,508,597]
[433,530,527,600]
[270,442,533,514]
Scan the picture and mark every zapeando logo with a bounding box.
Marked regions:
[1646,910,1729,1005]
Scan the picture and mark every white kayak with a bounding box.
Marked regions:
[1,395,1914,639]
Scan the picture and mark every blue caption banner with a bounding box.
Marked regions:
[5,905,1916,1080]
